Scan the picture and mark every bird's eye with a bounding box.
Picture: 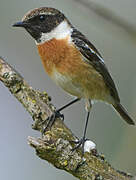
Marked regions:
[39,15,45,21]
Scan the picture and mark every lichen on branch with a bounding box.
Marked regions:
[0,57,134,180]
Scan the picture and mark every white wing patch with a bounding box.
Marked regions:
[86,44,105,63]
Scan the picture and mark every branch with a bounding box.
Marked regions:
[0,57,135,180]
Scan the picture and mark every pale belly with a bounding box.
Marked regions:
[51,69,84,98]
[50,68,112,103]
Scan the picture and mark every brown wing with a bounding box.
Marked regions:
[71,28,120,102]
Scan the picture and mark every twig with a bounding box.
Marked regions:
[0,56,134,180]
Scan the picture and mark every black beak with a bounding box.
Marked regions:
[12,20,41,41]
[12,21,30,28]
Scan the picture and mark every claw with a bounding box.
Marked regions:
[71,137,87,154]
[42,110,64,135]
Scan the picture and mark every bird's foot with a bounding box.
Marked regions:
[71,137,87,154]
[71,138,97,155]
[41,110,64,135]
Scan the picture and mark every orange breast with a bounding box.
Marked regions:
[37,37,80,75]
[37,37,90,80]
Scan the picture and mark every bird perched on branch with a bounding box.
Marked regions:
[13,7,135,152]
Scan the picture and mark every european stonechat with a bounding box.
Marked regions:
[13,7,135,151]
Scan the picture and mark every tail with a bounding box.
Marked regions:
[113,103,135,125]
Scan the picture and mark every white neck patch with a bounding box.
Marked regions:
[35,20,73,45]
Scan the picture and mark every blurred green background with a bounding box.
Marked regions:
[0,0,136,179]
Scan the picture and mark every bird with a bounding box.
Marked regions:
[13,7,135,152]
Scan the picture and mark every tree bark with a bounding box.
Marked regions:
[0,57,135,180]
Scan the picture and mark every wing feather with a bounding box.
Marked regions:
[71,28,120,102]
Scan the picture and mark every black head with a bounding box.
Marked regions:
[13,7,66,42]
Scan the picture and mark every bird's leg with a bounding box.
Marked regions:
[72,100,92,154]
[72,111,90,154]
[57,98,80,112]
[42,98,80,134]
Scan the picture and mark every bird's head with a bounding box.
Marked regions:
[13,7,72,44]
